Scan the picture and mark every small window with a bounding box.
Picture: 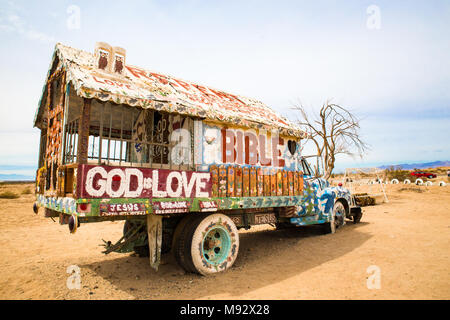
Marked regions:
[287,140,297,155]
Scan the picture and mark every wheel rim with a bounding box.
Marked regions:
[334,204,345,228]
[201,226,231,266]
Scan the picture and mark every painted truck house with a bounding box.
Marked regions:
[33,42,362,275]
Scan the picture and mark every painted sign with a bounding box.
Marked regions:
[254,213,277,225]
[78,164,211,199]
[99,202,146,216]
[201,124,302,171]
[152,201,190,214]
[199,200,218,212]
[221,128,285,167]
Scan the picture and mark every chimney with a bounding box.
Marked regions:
[94,42,126,75]
[95,42,112,72]
[112,46,126,75]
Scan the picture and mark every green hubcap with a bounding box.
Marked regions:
[202,226,231,266]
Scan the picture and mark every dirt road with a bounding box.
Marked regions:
[0,183,449,300]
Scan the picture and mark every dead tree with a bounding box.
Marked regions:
[294,101,369,179]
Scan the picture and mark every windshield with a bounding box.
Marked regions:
[301,159,313,177]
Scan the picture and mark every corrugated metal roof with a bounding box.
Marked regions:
[36,43,306,138]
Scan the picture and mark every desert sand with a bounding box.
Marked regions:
[0,182,449,300]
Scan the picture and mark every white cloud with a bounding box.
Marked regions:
[0,24,14,32]
[26,28,55,43]
[0,6,55,43]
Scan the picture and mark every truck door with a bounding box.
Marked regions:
[298,158,323,216]
[298,156,335,218]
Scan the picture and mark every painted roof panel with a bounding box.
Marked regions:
[47,43,305,138]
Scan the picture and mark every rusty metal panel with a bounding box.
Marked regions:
[243,167,250,197]
[218,165,227,197]
[227,166,235,197]
[210,165,219,197]
[263,169,271,196]
[257,168,264,197]
[276,169,283,196]
[147,214,162,271]
[295,171,300,195]
[235,166,243,197]
[298,171,304,193]
[250,167,257,197]
[270,169,277,196]
[288,171,294,196]
[282,170,288,196]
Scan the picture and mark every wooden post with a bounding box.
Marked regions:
[147,214,162,271]
[77,98,91,164]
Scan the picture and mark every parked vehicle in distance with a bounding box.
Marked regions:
[410,171,437,179]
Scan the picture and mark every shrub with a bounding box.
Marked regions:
[385,166,411,182]
[0,191,20,199]
[21,188,32,195]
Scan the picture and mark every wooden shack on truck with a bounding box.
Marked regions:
[33,42,357,275]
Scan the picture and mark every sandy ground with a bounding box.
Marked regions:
[0,182,449,300]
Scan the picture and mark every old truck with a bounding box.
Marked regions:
[33,42,362,275]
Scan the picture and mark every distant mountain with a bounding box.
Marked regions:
[378,160,450,170]
[0,174,35,181]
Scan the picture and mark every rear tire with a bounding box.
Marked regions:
[173,213,239,275]
[173,215,203,273]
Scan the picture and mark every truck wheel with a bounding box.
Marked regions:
[172,216,192,252]
[323,201,346,234]
[174,213,239,275]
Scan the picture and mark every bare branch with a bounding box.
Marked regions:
[293,100,370,179]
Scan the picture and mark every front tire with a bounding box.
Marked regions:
[174,213,239,275]
[323,201,346,234]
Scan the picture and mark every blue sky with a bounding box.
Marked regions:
[0,0,449,177]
